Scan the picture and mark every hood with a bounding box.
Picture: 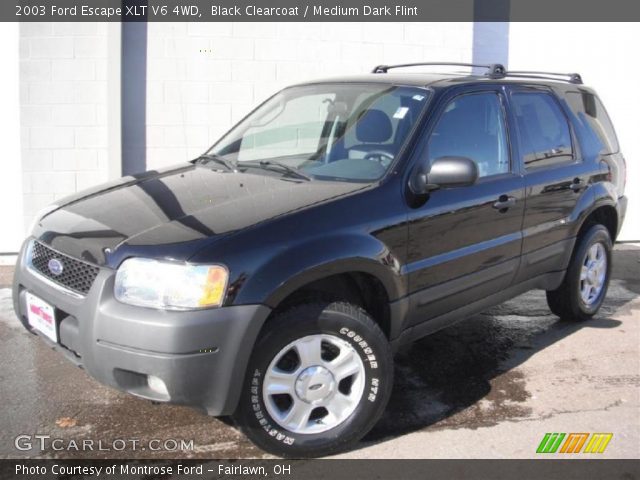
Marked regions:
[35,164,366,266]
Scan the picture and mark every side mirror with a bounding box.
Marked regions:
[410,156,479,194]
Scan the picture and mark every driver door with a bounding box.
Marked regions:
[404,87,525,327]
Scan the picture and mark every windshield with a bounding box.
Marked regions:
[208,83,430,182]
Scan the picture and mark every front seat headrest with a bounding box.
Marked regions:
[356,109,393,143]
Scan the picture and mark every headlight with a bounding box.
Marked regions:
[114,258,228,310]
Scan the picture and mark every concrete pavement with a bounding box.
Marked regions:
[0,245,638,459]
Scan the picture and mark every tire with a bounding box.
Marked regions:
[233,300,393,458]
[546,224,612,321]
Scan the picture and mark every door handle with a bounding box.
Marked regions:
[493,195,516,211]
[570,178,584,192]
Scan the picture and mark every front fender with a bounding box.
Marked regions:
[232,233,405,308]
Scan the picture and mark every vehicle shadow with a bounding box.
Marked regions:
[358,246,639,448]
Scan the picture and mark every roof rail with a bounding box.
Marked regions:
[503,71,583,84]
[370,62,584,84]
[371,62,506,79]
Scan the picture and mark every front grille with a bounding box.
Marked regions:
[29,241,99,295]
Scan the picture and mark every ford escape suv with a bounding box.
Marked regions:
[14,62,627,457]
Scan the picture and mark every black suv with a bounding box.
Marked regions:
[13,63,627,457]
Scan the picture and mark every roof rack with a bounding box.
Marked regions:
[504,71,583,84]
[371,62,506,79]
[371,62,583,84]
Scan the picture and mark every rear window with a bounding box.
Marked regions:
[566,92,619,155]
[511,91,574,169]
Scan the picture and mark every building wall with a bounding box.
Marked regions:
[509,23,639,240]
[11,21,637,252]
[19,22,112,234]
[144,22,474,169]
[0,23,24,253]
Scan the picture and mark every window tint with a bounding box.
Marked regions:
[511,92,573,169]
[238,93,333,161]
[428,92,509,178]
[211,84,429,182]
[343,90,424,151]
[566,92,619,155]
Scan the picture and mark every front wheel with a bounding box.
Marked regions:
[233,301,393,457]
[546,224,613,321]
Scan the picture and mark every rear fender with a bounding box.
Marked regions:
[568,181,619,238]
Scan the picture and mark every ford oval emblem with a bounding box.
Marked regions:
[48,258,64,276]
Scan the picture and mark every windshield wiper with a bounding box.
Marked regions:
[242,160,312,181]
[195,154,237,172]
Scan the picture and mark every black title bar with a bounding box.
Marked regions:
[4,0,640,22]
[1,459,639,480]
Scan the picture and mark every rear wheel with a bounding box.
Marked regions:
[546,224,612,321]
[233,300,393,457]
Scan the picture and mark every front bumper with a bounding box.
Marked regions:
[12,239,271,416]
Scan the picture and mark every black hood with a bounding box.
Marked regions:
[35,164,366,266]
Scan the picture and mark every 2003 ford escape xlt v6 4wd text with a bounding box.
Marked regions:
[14,63,627,457]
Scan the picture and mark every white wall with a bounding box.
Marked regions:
[19,22,112,232]
[10,21,475,252]
[0,23,24,252]
[13,21,635,250]
[144,22,474,169]
[509,23,640,241]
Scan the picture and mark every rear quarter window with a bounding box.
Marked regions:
[565,92,620,156]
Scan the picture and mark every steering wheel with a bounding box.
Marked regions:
[363,150,394,165]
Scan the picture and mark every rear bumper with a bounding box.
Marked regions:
[12,239,271,416]
[617,195,628,237]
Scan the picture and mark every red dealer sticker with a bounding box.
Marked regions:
[26,292,57,343]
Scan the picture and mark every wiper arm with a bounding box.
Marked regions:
[195,154,237,172]
[262,161,312,181]
[242,160,312,181]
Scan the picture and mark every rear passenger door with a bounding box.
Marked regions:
[405,86,525,327]
[508,87,587,282]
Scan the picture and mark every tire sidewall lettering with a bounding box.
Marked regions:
[248,326,384,443]
[339,326,378,369]
[239,304,393,455]
[250,369,296,445]
[339,326,381,402]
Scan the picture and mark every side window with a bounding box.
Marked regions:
[511,92,574,169]
[428,92,509,178]
[566,92,619,156]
